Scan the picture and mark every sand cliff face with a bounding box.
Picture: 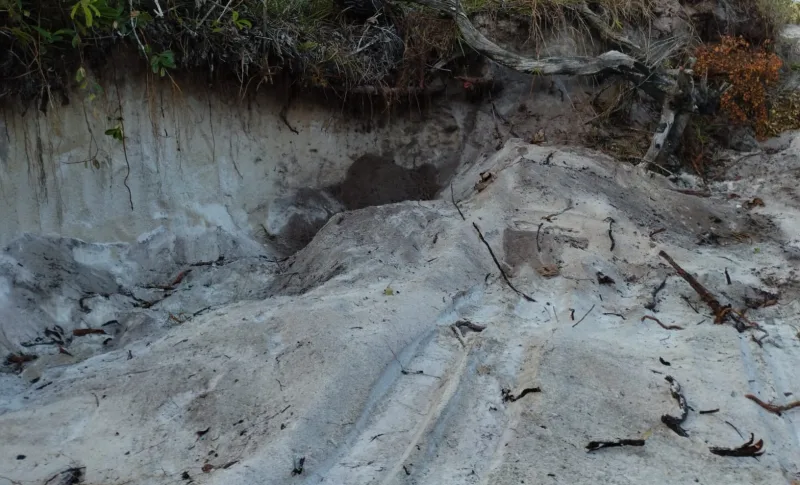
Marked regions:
[2,21,800,484]
[1,134,800,484]
[0,78,471,251]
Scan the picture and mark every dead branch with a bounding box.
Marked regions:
[659,251,762,333]
[606,217,616,251]
[745,394,800,416]
[644,276,668,311]
[502,386,541,402]
[72,328,107,336]
[658,251,724,316]
[473,223,536,302]
[572,304,595,328]
[414,0,673,101]
[450,182,465,221]
[586,439,645,452]
[641,315,683,331]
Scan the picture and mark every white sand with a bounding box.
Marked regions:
[2,137,799,484]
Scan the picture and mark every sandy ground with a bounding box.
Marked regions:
[2,136,800,485]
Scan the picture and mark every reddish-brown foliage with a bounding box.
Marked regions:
[695,36,783,138]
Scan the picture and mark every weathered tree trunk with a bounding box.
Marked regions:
[643,65,698,169]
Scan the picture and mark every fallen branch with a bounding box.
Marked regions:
[745,394,800,416]
[606,217,616,252]
[473,223,536,302]
[680,294,700,314]
[72,328,107,336]
[586,439,645,452]
[502,387,541,402]
[709,433,765,457]
[662,375,689,437]
[658,251,758,332]
[659,251,728,321]
[536,222,544,253]
[644,276,668,311]
[641,315,683,331]
[572,304,595,328]
[450,182,465,221]
[418,0,673,100]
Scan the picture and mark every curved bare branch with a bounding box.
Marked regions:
[415,0,674,100]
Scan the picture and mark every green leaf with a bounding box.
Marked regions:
[83,5,93,27]
[10,27,34,45]
[161,51,175,68]
[32,26,53,42]
[383,286,394,296]
[75,67,86,83]
[104,125,123,141]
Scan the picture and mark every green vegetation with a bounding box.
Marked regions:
[757,0,800,33]
[0,0,797,106]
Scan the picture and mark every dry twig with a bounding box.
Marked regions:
[641,315,683,330]
[572,304,595,327]
[586,439,645,452]
[745,394,800,416]
[473,223,536,302]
